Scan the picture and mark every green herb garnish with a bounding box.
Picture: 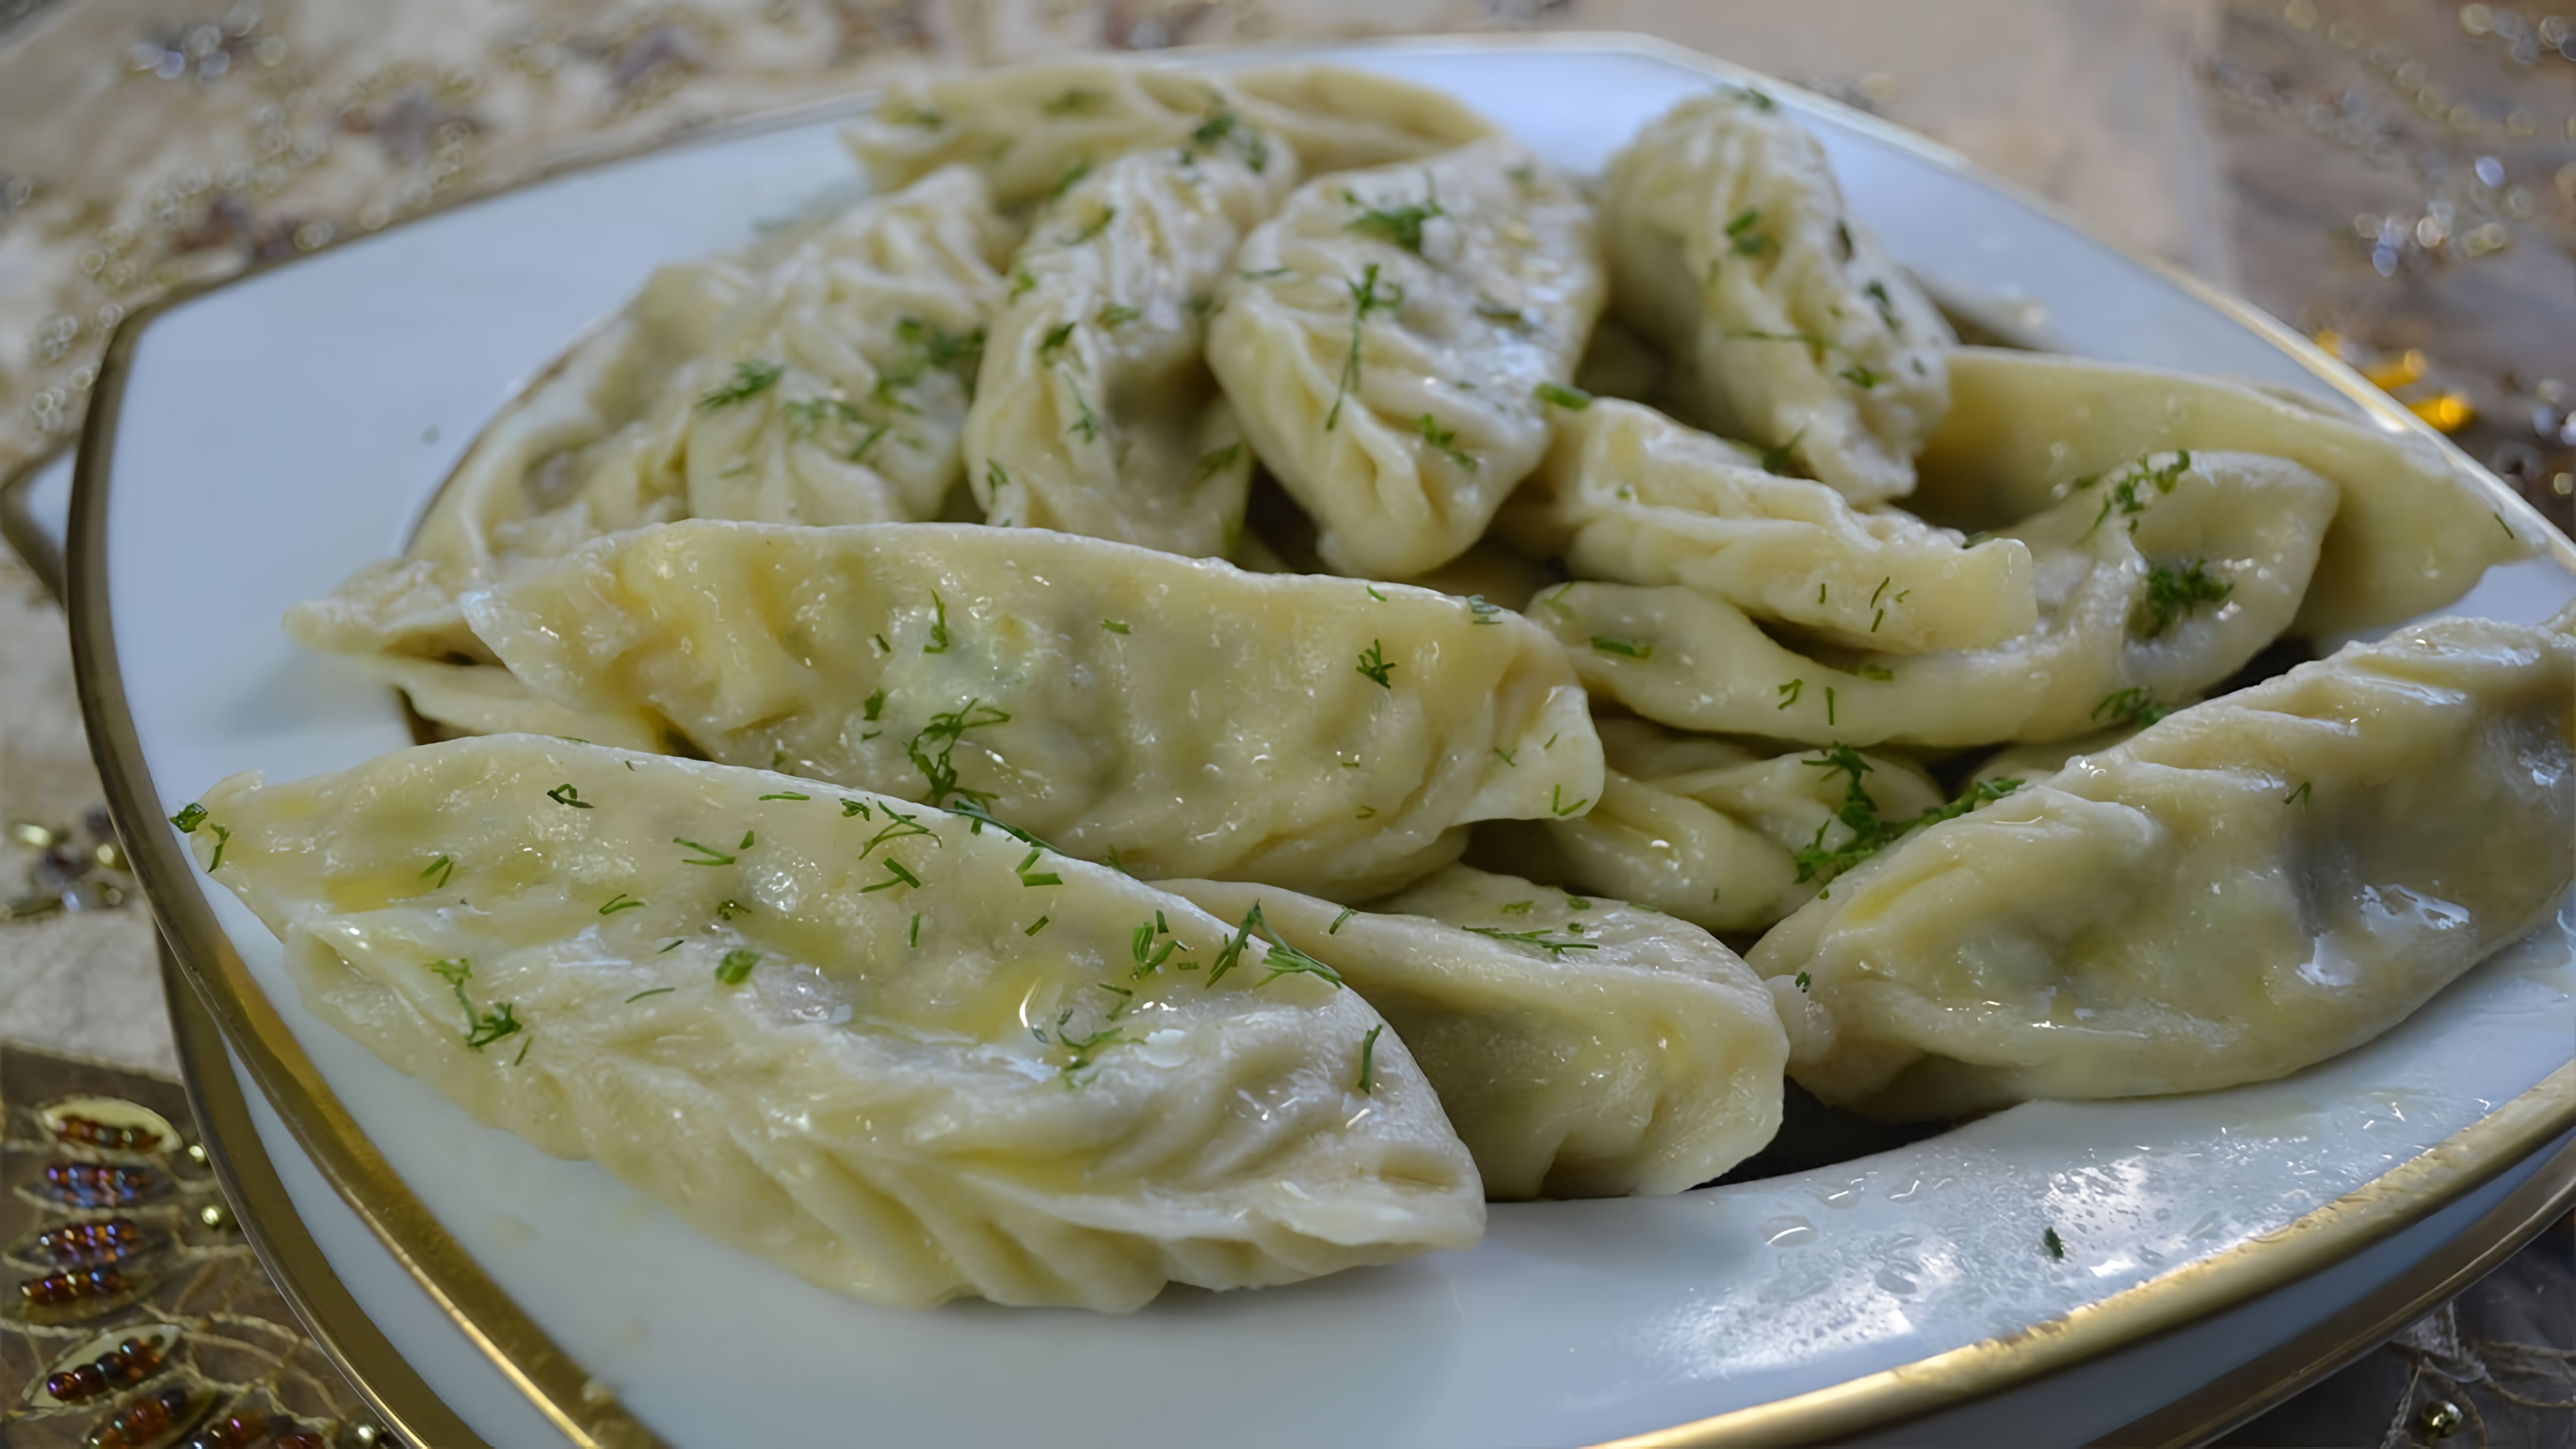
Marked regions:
[673,838,736,866]
[1357,1024,1382,1094]
[1414,414,1478,470]
[1327,263,1403,431]
[625,987,675,1003]
[906,699,1010,809]
[1464,927,1599,958]
[599,893,645,916]
[421,855,454,890]
[1356,639,1396,689]
[2091,687,2169,728]
[1551,784,1587,817]
[1344,178,1443,253]
[2078,451,2193,542]
[2137,560,2234,638]
[2285,780,2312,807]
[2043,1227,2066,1260]
[1535,381,1592,410]
[715,949,760,985]
[546,783,592,809]
[1062,205,1116,246]
[1101,619,1130,634]
[698,359,782,409]
[1590,636,1652,660]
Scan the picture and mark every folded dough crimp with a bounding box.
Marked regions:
[1755,609,2576,1118]
[180,737,1485,1311]
[461,521,1606,900]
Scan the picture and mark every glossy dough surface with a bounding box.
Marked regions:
[963,134,1291,556]
[1917,347,2533,635]
[1499,397,2034,653]
[842,62,1492,209]
[288,168,1013,665]
[1476,719,1943,934]
[183,737,1483,1310]
[1598,89,1954,503]
[461,521,1604,899]
[1161,867,1787,1198]
[1208,137,1607,578]
[1541,450,2339,746]
[1754,613,2576,1118]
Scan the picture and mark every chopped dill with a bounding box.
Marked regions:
[1535,381,1593,410]
[171,802,209,831]
[1590,636,1652,660]
[599,893,646,916]
[1327,263,1403,430]
[2137,560,2234,638]
[673,838,736,866]
[2090,687,2169,729]
[625,987,675,1003]
[1355,640,1396,689]
[1344,177,1443,253]
[923,590,951,654]
[1415,414,1478,470]
[1777,678,1804,709]
[1357,1024,1382,1094]
[1551,784,1588,817]
[1101,619,1130,634]
[2285,780,2312,807]
[1464,926,1599,958]
[1062,205,1116,246]
[906,699,1011,808]
[421,855,454,890]
[698,359,782,410]
[714,948,760,985]
[545,783,592,809]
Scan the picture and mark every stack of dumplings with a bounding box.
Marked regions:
[194,62,2565,1314]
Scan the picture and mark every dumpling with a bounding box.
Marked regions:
[1598,88,1954,503]
[1967,727,2141,791]
[1497,397,2035,653]
[843,62,1492,210]
[288,167,1014,665]
[460,521,1605,899]
[365,657,665,753]
[1474,718,1945,934]
[1535,449,2339,746]
[1159,866,1786,1198]
[1917,347,2535,635]
[1753,610,2576,1119]
[962,127,1295,556]
[177,736,1482,1310]
[1206,138,1607,578]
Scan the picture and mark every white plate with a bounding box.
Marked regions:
[60,34,2576,1449]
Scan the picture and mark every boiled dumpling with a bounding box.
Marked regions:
[1917,347,2534,635]
[1160,866,1786,1198]
[1206,137,1607,579]
[962,128,1296,556]
[460,521,1605,899]
[1598,88,1954,503]
[1536,449,2338,746]
[1475,718,1946,934]
[1497,397,2034,653]
[177,736,1482,1310]
[843,62,1492,210]
[288,166,1013,665]
[1754,610,2576,1119]
[364,657,665,753]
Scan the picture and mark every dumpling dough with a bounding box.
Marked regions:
[364,657,665,753]
[843,62,1493,209]
[1536,449,2339,746]
[1498,397,2034,653]
[1754,611,2576,1119]
[288,166,1013,664]
[963,130,1294,556]
[461,521,1605,899]
[179,737,1481,1310]
[1160,866,1786,1198]
[1475,718,1943,934]
[1598,88,1954,503]
[1207,137,1607,578]
[1917,347,2535,636]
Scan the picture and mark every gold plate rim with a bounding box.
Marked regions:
[52,28,2576,1449]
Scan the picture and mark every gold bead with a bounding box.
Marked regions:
[185,1141,209,1165]
[8,821,57,850]
[2417,1399,2464,1438]
[2365,349,2429,390]
[2461,2,2493,34]
[94,842,128,873]
[2551,472,2573,498]
[2408,393,2477,433]
[354,1426,382,1446]
[199,1202,233,1230]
